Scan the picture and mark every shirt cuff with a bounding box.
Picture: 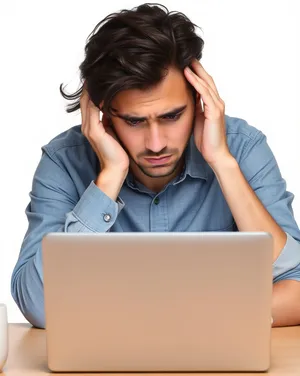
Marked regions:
[272,232,300,278]
[68,180,125,232]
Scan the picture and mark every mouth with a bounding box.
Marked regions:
[144,155,172,166]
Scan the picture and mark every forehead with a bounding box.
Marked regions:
[111,67,191,115]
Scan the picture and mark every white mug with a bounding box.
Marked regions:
[0,304,8,372]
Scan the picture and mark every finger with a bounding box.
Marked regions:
[190,59,221,99]
[81,100,90,136]
[185,67,218,108]
[87,99,106,139]
[186,66,219,103]
[198,77,220,104]
[80,83,89,131]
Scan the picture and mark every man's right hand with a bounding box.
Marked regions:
[80,83,130,200]
[80,83,129,173]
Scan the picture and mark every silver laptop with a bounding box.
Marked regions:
[42,232,273,372]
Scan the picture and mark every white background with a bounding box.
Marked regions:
[0,0,299,323]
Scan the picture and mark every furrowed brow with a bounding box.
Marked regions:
[112,105,187,122]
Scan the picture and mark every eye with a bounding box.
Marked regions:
[162,113,182,121]
[126,119,143,127]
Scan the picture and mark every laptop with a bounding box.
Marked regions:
[42,232,273,372]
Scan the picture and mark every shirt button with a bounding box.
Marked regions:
[103,214,111,222]
[154,197,160,205]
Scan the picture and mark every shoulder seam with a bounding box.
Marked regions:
[43,139,89,157]
[240,129,264,164]
[226,128,261,141]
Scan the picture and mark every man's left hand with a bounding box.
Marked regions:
[184,59,232,166]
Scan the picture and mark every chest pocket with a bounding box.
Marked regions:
[199,189,237,232]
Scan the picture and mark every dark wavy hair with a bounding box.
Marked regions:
[59,3,204,116]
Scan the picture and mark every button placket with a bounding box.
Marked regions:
[150,194,168,231]
[154,197,160,205]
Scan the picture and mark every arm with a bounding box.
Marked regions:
[11,148,125,329]
[272,253,300,327]
[210,130,300,326]
[211,153,287,262]
[272,279,300,327]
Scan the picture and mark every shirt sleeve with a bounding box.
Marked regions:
[11,148,124,329]
[239,130,300,281]
[273,233,300,282]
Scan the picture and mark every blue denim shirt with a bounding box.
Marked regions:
[11,114,300,328]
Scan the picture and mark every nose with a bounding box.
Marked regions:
[145,123,167,153]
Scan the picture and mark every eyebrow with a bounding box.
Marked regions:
[112,105,187,122]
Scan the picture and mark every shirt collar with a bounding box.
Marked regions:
[181,134,208,181]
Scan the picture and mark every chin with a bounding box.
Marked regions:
[139,164,178,178]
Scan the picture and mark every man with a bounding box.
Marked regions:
[11,3,300,329]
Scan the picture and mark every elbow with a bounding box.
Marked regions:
[11,264,46,329]
[272,279,300,327]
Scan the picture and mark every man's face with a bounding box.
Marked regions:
[109,66,196,181]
